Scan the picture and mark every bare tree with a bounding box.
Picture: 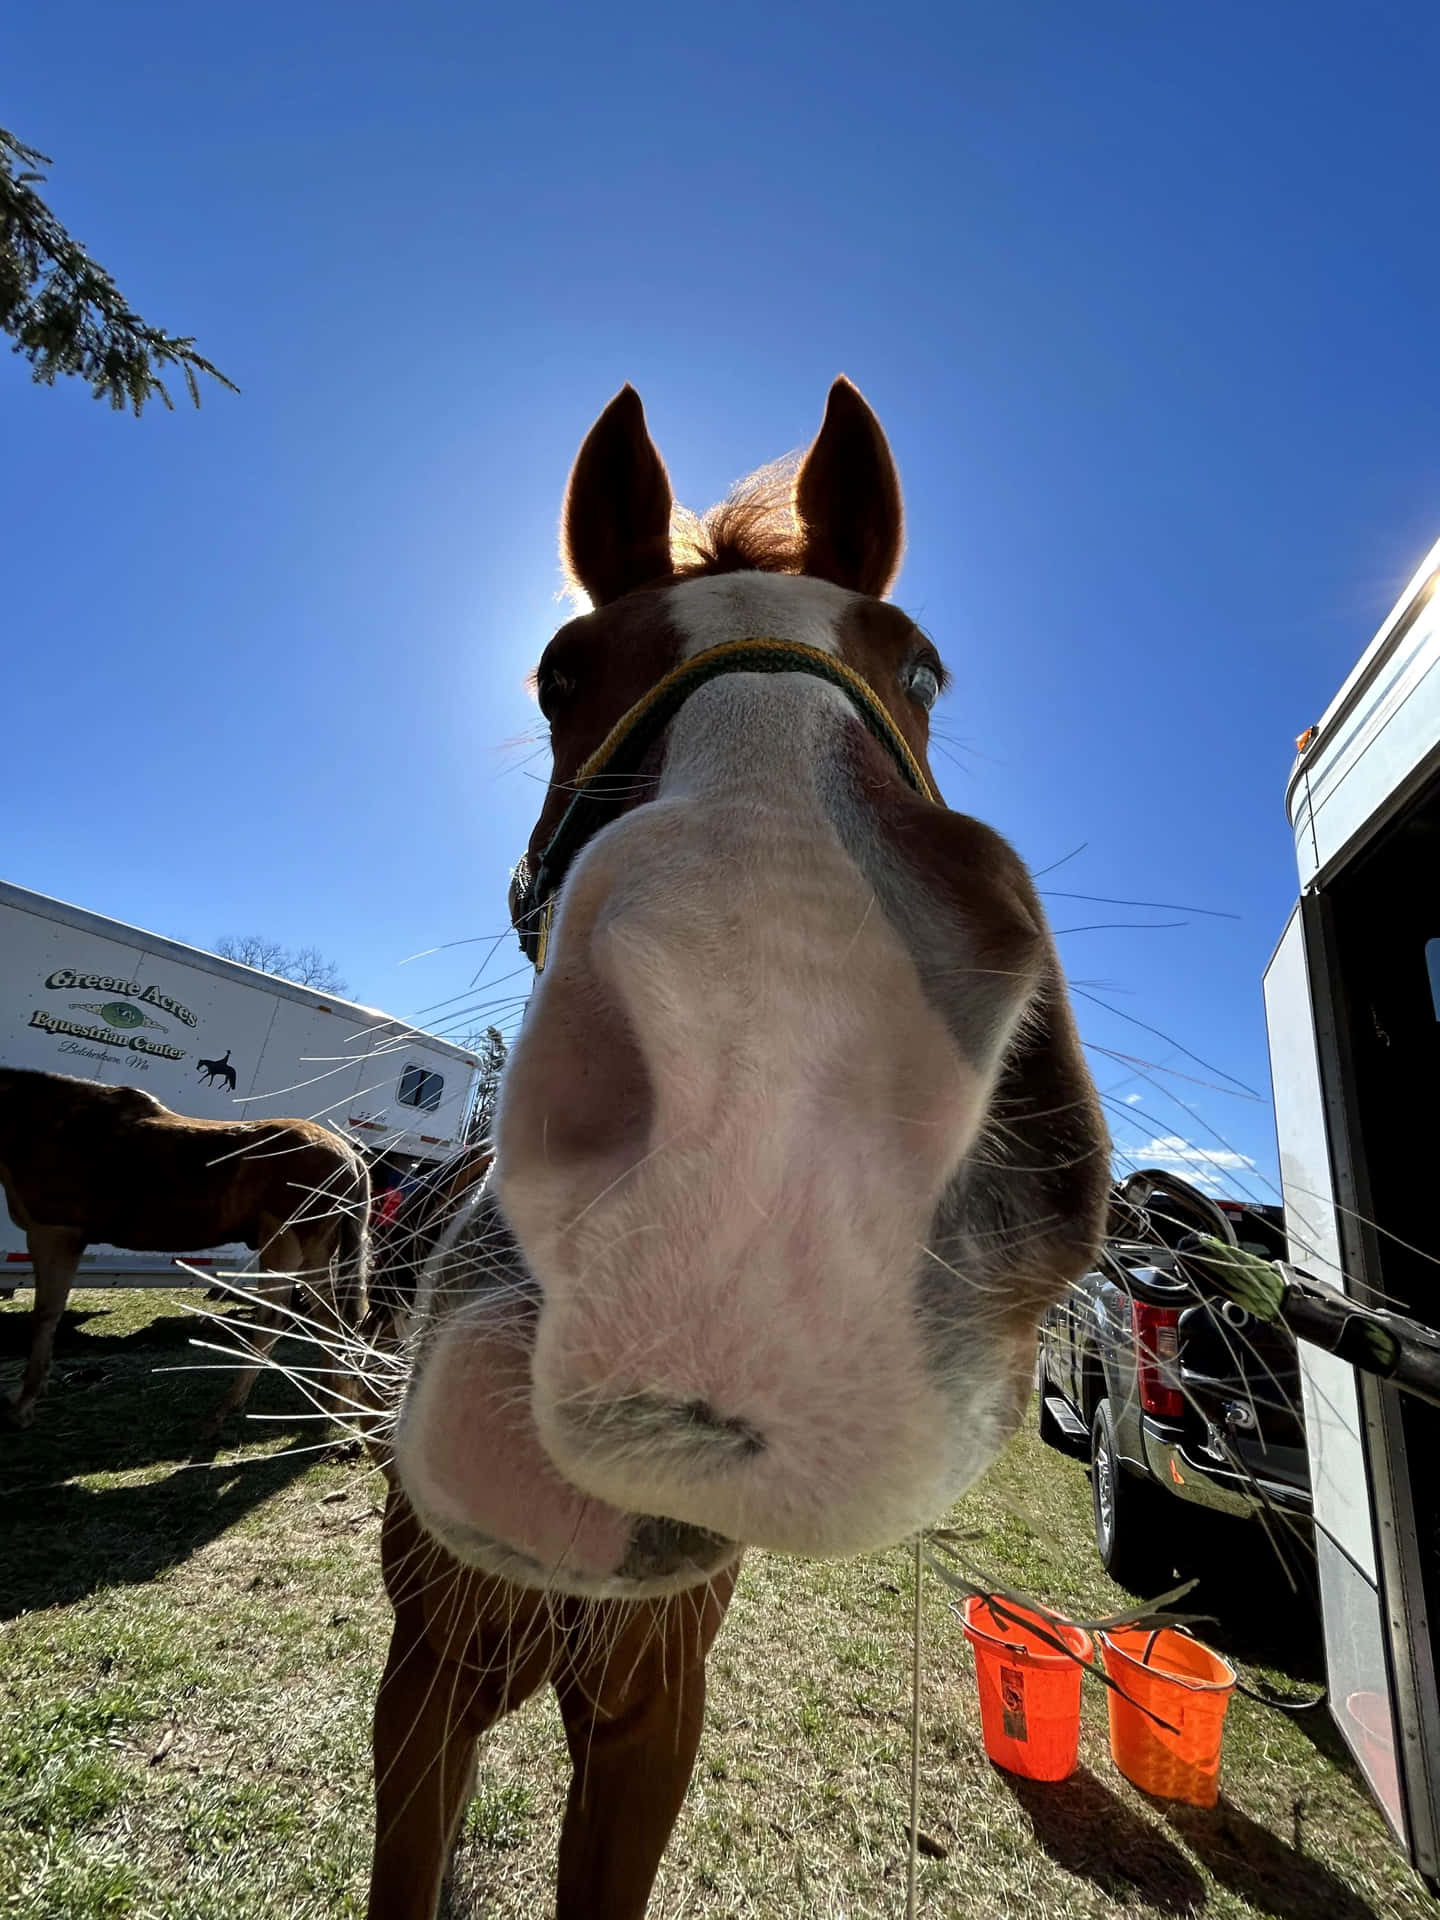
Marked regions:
[214,933,288,973]
[287,945,348,993]
[215,934,347,996]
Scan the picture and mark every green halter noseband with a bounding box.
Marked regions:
[511,636,940,971]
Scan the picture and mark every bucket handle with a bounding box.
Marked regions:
[1126,1625,1290,1711]
[950,1599,1090,1665]
[1138,1616,1322,1715]
[947,1601,1033,1662]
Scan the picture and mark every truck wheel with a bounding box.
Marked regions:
[1091,1398,1174,1592]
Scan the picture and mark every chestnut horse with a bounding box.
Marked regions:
[0,1067,369,1432]
[368,379,1109,1917]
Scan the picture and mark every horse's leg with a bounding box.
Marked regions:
[3,1227,84,1429]
[195,1221,302,1438]
[369,1608,483,1920]
[553,1564,738,1919]
[292,1219,365,1434]
[368,1495,556,1920]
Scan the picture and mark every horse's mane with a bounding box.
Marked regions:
[669,456,804,581]
[563,458,807,610]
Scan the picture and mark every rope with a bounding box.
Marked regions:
[569,637,938,802]
[513,636,941,966]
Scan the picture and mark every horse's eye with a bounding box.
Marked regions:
[905,661,940,712]
[536,668,572,720]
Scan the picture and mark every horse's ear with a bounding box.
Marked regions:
[795,377,904,598]
[562,386,674,606]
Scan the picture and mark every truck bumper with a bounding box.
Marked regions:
[1140,1418,1312,1519]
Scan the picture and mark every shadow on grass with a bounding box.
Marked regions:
[0,1295,334,1618]
[0,1297,202,1366]
[1164,1796,1383,1920]
[1086,1490,1324,1690]
[1001,1764,1205,1912]
[1099,1503,1363,1778]
[1007,1765,1388,1920]
[1170,1510,1324,1685]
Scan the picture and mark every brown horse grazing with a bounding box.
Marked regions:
[367,378,1110,1918]
[0,1067,369,1432]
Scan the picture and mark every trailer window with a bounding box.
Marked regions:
[398,1065,444,1113]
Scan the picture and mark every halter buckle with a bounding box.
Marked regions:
[534,898,555,974]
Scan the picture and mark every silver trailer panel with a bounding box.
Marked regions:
[1289,534,1440,888]
[1264,908,1373,1581]
[1267,532,1440,1885]
[1264,910,1401,1836]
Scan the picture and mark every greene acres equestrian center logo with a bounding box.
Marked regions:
[28,967,198,1062]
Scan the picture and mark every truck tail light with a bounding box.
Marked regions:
[1132,1300,1185,1419]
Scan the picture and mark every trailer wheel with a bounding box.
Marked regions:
[1091,1398,1175,1592]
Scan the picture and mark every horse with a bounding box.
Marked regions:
[0,1067,370,1432]
[365,377,1110,1919]
[196,1049,238,1091]
[365,1142,492,1335]
[362,1142,733,1920]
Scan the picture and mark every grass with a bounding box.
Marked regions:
[0,1289,1436,1918]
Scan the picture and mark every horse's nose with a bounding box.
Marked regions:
[553,1390,766,1477]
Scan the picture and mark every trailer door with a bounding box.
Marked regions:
[1268,783,1440,1888]
[1264,908,1416,1855]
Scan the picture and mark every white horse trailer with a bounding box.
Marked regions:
[0,879,480,1285]
[1264,533,1440,1887]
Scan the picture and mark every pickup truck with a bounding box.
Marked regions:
[1036,1169,1311,1589]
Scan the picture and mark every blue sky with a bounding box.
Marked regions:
[3,1,1437,1201]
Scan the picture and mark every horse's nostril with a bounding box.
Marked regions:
[562,1390,766,1472]
[669,1397,766,1457]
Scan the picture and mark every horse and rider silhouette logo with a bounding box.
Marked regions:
[196,1049,238,1092]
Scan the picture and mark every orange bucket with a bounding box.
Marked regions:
[961,1596,1092,1781]
[1098,1627,1236,1806]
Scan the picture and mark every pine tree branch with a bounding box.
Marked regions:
[0,125,237,414]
